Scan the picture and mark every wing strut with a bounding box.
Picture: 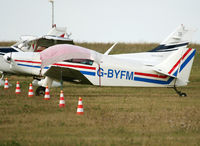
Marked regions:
[104,42,117,55]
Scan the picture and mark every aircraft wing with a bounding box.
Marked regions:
[44,66,92,84]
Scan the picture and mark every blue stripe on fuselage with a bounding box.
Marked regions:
[134,76,174,85]
[80,71,96,76]
[17,63,49,69]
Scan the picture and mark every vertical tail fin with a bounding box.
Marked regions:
[175,48,196,86]
[150,24,196,52]
[161,24,196,45]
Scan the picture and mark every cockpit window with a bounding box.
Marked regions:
[64,59,94,65]
[13,41,31,51]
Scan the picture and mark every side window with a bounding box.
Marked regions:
[64,59,94,65]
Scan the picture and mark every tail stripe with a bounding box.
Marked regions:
[168,48,192,74]
[179,49,196,72]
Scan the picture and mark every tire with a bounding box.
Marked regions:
[180,93,187,97]
[35,86,45,96]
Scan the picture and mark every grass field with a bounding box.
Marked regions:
[0,42,200,146]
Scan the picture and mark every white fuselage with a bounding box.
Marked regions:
[1,51,179,87]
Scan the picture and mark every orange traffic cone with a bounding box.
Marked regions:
[28,83,34,97]
[15,81,21,94]
[77,97,84,115]
[59,90,65,107]
[4,78,9,89]
[44,86,50,100]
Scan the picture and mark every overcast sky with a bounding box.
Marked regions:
[0,0,199,43]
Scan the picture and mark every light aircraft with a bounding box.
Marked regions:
[0,26,73,54]
[0,26,74,86]
[1,25,197,96]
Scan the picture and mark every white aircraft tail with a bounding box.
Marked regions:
[154,47,196,86]
[150,24,196,52]
[47,27,67,37]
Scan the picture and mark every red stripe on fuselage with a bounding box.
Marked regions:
[168,48,192,74]
[14,60,41,64]
[134,72,167,79]
[53,63,96,70]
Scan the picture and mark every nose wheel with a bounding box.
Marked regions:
[35,86,46,96]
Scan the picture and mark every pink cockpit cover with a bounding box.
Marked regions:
[40,44,100,68]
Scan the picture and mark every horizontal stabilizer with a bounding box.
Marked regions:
[154,68,176,78]
[153,48,183,77]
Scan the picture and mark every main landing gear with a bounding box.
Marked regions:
[173,86,187,97]
[35,86,46,96]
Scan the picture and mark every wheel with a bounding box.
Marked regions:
[180,92,187,97]
[35,86,46,96]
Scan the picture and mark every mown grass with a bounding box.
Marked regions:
[0,42,200,146]
[0,41,16,47]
